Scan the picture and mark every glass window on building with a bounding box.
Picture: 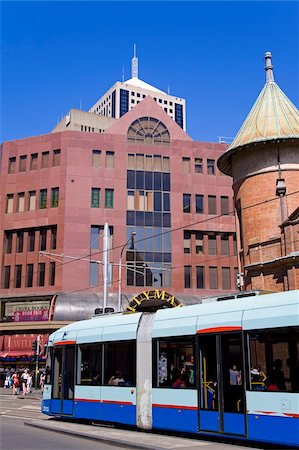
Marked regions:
[154,337,195,388]
[91,188,100,208]
[41,151,49,168]
[38,263,46,286]
[40,229,47,251]
[182,157,191,174]
[183,193,191,213]
[28,230,35,252]
[4,266,11,289]
[51,226,57,250]
[17,193,25,212]
[184,230,191,254]
[8,157,16,174]
[222,267,231,290]
[195,158,203,174]
[92,150,101,167]
[195,194,204,213]
[89,261,99,286]
[196,266,204,289]
[208,195,216,215]
[19,155,27,172]
[51,188,59,207]
[26,264,34,288]
[162,156,170,172]
[208,234,217,255]
[5,232,12,254]
[30,153,38,170]
[6,194,14,213]
[175,103,184,128]
[209,266,218,289]
[53,149,61,167]
[16,231,24,253]
[105,151,114,168]
[233,235,237,255]
[40,189,47,209]
[221,196,229,215]
[49,262,56,286]
[196,232,204,254]
[15,265,22,288]
[184,265,192,288]
[120,89,129,117]
[128,154,135,169]
[207,159,215,175]
[105,189,114,208]
[221,234,229,255]
[28,191,36,211]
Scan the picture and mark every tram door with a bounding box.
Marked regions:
[51,345,75,416]
[199,333,246,436]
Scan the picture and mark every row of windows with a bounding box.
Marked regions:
[127,154,170,172]
[127,190,170,212]
[183,194,230,215]
[127,211,171,228]
[80,126,104,133]
[91,188,114,208]
[184,265,237,290]
[183,231,237,256]
[6,188,59,213]
[182,157,220,176]
[126,262,171,288]
[8,150,60,174]
[3,262,56,289]
[4,226,57,254]
[53,328,299,393]
[127,171,170,191]
[92,150,115,168]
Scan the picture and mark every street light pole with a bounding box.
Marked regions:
[118,231,136,312]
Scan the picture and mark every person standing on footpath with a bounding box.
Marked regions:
[21,369,29,395]
[12,371,19,395]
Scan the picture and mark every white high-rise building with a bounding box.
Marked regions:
[89,46,186,131]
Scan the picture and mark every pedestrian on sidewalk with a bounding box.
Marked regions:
[27,371,33,393]
[12,371,19,395]
[21,369,29,395]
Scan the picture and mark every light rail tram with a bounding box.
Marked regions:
[42,290,299,448]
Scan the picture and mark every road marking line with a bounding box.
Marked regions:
[0,414,41,421]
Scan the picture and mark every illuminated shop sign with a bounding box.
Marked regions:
[126,289,183,313]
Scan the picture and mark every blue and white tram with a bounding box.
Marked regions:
[42,290,299,448]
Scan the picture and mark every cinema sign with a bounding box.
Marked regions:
[126,289,183,313]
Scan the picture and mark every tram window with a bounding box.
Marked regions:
[77,344,102,385]
[104,341,136,386]
[45,347,52,384]
[154,337,195,388]
[248,327,299,393]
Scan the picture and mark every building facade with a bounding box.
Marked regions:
[218,52,299,291]
[0,96,237,368]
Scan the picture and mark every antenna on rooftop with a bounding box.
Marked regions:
[122,66,125,82]
[131,44,138,78]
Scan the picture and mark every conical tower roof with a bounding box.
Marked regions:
[218,52,299,176]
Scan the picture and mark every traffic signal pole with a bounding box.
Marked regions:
[34,335,41,389]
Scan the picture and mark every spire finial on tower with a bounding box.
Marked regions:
[265,51,274,83]
[131,44,138,78]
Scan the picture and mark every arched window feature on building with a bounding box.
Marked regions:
[127,117,170,146]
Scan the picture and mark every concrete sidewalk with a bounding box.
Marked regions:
[0,386,42,400]
[25,418,255,450]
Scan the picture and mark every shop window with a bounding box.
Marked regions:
[41,151,49,168]
[104,341,136,386]
[182,157,191,174]
[222,267,231,290]
[105,151,114,168]
[40,189,47,209]
[6,194,14,214]
[51,187,59,207]
[184,265,192,288]
[208,195,216,215]
[195,158,203,174]
[26,264,34,287]
[248,327,299,392]
[183,193,191,213]
[19,155,27,172]
[15,265,22,288]
[92,150,101,167]
[38,263,45,286]
[77,344,102,385]
[8,157,16,174]
[105,189,114,208]
[221,196,229,215]
[154,337,195,388]
[209,266,218,289]
[30,153,38,170]
[196,266,204,288]
[53,149,61,167]
[28,191,36,211]
[49,262,56,286]
[91,188,100,208]
[207,159,215,175]
[4,266,11,289]
[17,192,25,212]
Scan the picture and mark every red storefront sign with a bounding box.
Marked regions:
[0,333,49,358]
[13,309,49,322]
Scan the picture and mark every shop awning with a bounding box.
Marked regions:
[0,350,34,358]
[0,333,49,358]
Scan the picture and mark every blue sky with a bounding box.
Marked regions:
[1,1,298,143]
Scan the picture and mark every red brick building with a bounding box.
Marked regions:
[218,52,299,291]
[0,96,237,368]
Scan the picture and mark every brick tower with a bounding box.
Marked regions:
[218,52,299,292]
